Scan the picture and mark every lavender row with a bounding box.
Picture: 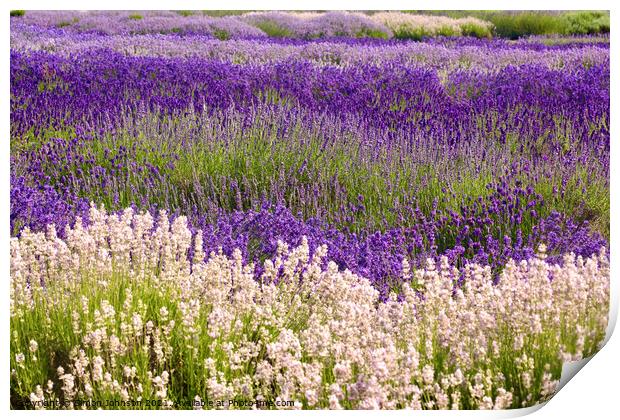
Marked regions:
[11,23,609,70]
[12,10,266,39]
[10,49,610,139]
[11,103,608,298]
[12,11,484,40]
[10,172,606,301]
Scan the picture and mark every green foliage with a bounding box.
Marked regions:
[128,13,143,20]
[10,125,78,156]
[436,25,460,37]
[459,21,493,38]
[175,10,195,17]
[253,21,293,38]
[562,11,610,35]
[10,10,25,17]
[392,26,430,41]
[212,28,231,41]
[486,12,565,39]
[387,20,491,41]
[202,10,249,17]
[406,10,610,39]
[356,27,390,39]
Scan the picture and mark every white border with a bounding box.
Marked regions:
[2,1,617,418]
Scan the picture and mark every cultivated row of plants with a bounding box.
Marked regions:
[11,24,609,67]
[12,10,610,40]
[409,10,610,39]
[11,206,609,409]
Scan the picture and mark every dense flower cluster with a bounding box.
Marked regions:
[372,12,493,39]
[10,206,610,409]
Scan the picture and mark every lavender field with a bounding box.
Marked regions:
[10,11,610,410]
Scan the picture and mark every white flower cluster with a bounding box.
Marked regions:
[10,205,609,409]
[372,12,494,38]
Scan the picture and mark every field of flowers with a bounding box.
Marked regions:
[10,11,610,410]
